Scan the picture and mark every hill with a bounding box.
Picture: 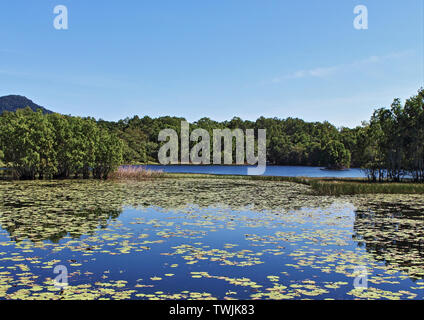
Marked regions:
[0,95,53,114]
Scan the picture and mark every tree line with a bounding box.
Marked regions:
[0,108,123,180]
[97,114,353,169]
[362,89,424,182]
[0,88,423,181]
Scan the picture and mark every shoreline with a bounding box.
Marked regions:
[128,163,362,169]
[2,171,424,195]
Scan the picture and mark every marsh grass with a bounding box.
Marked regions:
[251,176,424,195]
[308,180,424,196]
[108,166,164,181]
[159,173,424,195]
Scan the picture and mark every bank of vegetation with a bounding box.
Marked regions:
[307,180,424,196]
[0,88,423,184]
[0,109,123,180]
[159,173,424,195]
[96,89,424,179]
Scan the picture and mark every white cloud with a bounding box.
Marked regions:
[272,50,414,82]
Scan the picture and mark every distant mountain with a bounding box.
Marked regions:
[0,95,53,114]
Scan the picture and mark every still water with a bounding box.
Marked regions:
[144,165,366,178]
[0,179,422,300]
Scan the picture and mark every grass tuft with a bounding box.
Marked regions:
[308,180,424,196]
[108,166,164,181]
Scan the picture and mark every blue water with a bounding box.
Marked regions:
[1,180,423,300]
[143,165,366,178]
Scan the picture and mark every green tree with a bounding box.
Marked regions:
[93,130,124,179]
[0,149,4,167]
[324,140,351,169]
[0,108,56,179]
[49,113,74,178]
[0,109,125,180]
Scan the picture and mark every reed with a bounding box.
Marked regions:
[108,166,164,181]
[308,180,424,196]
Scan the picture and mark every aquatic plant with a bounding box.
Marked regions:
[1,179,424,300]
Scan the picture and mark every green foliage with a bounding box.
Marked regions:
[0,108,123,180]
[323,140,351,169]
[103,115,361,168]
[100,88,423,177]
[0,108,56,179]
[362,89,424,182]
[2,88,423,182]
[93,130,124,179]
[0,149,4,167]
[119,127,147,164]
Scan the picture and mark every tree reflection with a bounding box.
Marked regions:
[0,179,334,243]
[0,206,122,243]
[353,203,424,279]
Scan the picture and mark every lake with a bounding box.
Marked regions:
[0,178,423,300]
[143,165,366,178]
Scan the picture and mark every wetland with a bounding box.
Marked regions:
[0,178,423,300]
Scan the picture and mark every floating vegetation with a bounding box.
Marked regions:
[0,179,423,300]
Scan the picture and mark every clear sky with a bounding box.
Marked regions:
[0,0,423,127]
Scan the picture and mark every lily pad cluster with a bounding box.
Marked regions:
[0,179,423,300]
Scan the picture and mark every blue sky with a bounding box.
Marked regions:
[0,0,422,127]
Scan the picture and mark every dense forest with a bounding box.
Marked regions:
[0,109,123,179]
[0,89,423,181]
[97,114,354,169]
